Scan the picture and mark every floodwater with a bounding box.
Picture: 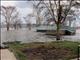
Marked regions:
[1,28,54,44]
[1,28,80,45]
[62,29,80,42]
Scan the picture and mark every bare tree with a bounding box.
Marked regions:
[1,6,19,31]
[32,1,44,26]
[13,18,22,29]
[33,0,80,40]
[24,14,33,30]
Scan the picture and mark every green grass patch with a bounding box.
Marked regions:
[7,41,80,60]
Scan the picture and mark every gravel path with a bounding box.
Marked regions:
[1,49,17,60]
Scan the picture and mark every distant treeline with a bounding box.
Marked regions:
[1,24,80,29]
[1,24,44,28]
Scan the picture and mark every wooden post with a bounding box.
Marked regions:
[78,45,80,60]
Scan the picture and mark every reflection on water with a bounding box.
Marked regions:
[1,28,80,45]
[1,28,54,44]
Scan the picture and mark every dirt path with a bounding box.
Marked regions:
[0,49,79,60]
[1,49,17,60]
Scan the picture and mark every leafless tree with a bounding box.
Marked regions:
[1,6,19,31]
[13,18,22,29]
[33,0,80,40]
[24,14,33,30]
[32,1,44,26]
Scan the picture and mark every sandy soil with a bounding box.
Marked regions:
[1,49,17,60]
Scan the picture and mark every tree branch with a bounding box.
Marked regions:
[49,0,56,22]
[61,0,73,23]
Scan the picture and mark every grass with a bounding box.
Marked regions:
[7,41,80,60]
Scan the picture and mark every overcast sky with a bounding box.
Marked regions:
[1,1,80,26]
[1,1,36,24]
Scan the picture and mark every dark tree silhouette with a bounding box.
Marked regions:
[33,0,80,40]
[1,6,19,31]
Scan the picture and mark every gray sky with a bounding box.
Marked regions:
[1,1,80,26]
[1,1,36,24]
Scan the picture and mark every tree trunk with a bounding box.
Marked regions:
[13,24,16,30]
[14,25,16,30]
[28,23,31,30]
[56,23,61,40]
[7,23,10,31]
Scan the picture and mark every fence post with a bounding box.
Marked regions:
[78,45,80,60]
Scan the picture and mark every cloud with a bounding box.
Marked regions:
[17,7,33,17]
[1,1,33,8]
[1,1,16,6]
[1,1,33,16]
[1,1,34,23]
[15,1,33,8]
